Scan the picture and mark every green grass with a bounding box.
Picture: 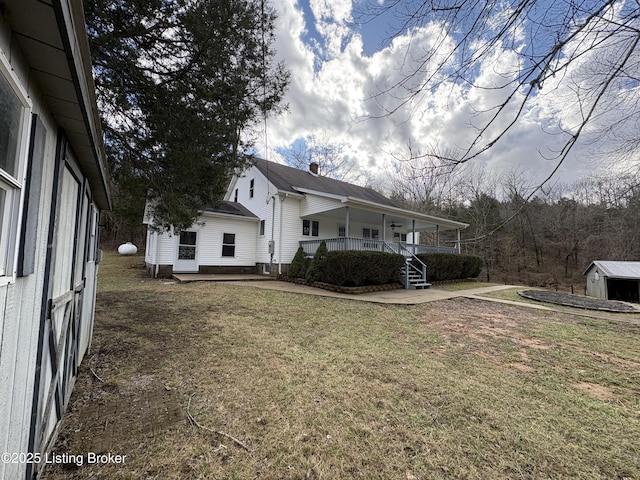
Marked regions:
[43,253,640,480]
[433,281,501,291]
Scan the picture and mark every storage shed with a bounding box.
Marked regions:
[584,261,640,303]
[0,1,110,479]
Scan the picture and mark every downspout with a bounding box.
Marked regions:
[153,229,159,278]
[278,194,288,275]
[269,195,276,268]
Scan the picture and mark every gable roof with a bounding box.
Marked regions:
[251,158,401,208]
[584,261,640,279]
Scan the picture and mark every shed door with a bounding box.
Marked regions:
[174,230,198,273]
[28,142,91,474]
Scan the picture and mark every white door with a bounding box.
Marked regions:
[174,230,198,272]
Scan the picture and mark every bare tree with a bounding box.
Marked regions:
[279,132,361,182]
[358,0,640,186]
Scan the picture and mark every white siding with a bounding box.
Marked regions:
[0,40,66,479]
[0,7,107,477]
[226,165,277,265]
[197,215,258,266]
[273,195,300,265]
[300,194,342,217]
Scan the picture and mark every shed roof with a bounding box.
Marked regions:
[583,261,640,279]
[202,201,258,219]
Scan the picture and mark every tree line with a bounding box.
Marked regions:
[388,162,640,288]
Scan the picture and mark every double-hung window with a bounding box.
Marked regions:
[222,233,236,257]
[0,55,31,280]
[302,219,319,237]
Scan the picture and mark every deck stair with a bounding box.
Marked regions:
[382,242,431,290]
[401,260,431,289]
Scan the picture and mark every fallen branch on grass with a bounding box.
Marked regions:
[186,393,252,452]
[88,355,104,383]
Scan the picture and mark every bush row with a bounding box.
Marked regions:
[416,253,483,281]
[322,250,405,286]
[288,243,405,287]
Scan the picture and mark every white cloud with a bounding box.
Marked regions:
[257,0,638,192]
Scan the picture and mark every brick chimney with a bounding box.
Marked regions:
[309,162,319,175]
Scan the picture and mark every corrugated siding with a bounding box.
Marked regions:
[595,261,640,279]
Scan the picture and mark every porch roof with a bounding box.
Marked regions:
[296,188,468,232]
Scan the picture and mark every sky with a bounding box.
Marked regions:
[253,0,639,196]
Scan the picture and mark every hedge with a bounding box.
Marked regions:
[416,253,483,281]
[322,250,405,286]
[288,247,311,279]
[305,240,329,283]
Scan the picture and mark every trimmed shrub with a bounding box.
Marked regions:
[305,240,328,283]
[416,253,482,281]
[288,247,310,279]
[322,250,405,286]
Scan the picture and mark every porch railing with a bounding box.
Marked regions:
[299,237,457,256]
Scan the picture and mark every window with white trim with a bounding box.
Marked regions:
[259,220,265,236]
[303,219,319,237]
[222,233,236,257]
[0,56,31,279]
[249,179,254,198]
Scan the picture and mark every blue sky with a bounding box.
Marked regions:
[256,0,639,196]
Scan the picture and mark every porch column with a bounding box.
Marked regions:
[456,229,461,254]
[412,219,416,254]
[436,225,440,249]
[345,206,350,238]
[382,214,386,243]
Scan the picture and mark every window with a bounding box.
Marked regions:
[0,58,30,279]
[259,220,265,236]
[303,220,319,237]
[178,231,197,259]
[234,188,238,202]
[249,179,254,198]
[222,233,235,257]
[394,232,407,242]
[338,225,346,237]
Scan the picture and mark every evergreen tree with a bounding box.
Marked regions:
[85,0,289,232]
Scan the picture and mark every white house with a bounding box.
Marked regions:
[584,261,640,303]
[0,1,110,479]
[145,158,467,287]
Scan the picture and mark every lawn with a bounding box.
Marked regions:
[43,253,640,479]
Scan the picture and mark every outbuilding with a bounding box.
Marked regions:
[584,261,640,303]
[0,1,110,479]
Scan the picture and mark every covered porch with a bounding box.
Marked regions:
[298,196,468,257]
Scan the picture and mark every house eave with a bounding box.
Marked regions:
[4,0,111,210]
[200,210,260,222]
[344,197,469,231]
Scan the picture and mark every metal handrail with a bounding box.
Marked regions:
[383,242,428,287]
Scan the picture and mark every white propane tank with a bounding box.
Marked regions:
[118,242,138,255]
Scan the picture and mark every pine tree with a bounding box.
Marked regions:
[85,0,289,233]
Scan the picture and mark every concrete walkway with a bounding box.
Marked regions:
[225,280,640,324]
[228,280,520,305]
